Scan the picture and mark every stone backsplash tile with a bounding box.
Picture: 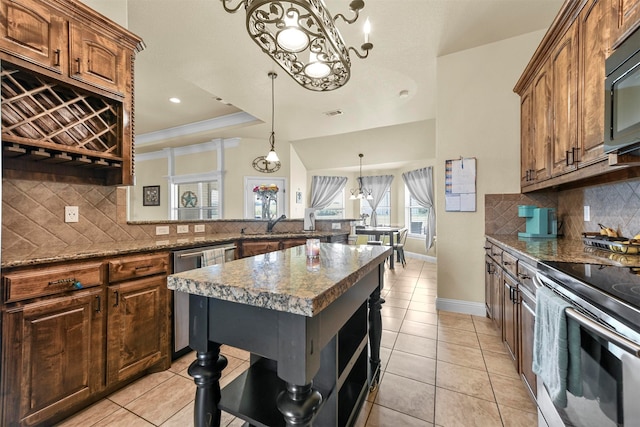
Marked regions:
[485,193,558,235]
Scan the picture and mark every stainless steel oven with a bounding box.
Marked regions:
[535,262,640,427]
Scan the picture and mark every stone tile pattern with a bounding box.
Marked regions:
[2,179,350,256]
[168,243,391,316]
[57,259,538,427]
[486,176,640,240]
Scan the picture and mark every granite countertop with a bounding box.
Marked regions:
[167,243,391,317]
[1,230,348,269]
[486,234,640,267]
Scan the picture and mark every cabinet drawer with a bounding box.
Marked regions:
[3,261,103,303]
[502,251,518,278]
[108,253,168,283]
[517,261,537,294]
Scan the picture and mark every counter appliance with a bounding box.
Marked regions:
[171,244,235,359]
[535,261,640,427]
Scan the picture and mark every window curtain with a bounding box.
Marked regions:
[309,175,348,209]
[402,166,435,250]
[360,175,394,227]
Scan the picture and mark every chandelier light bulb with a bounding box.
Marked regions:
[305,52,331,78]
[276,9,309,52]
[363,18,371,44]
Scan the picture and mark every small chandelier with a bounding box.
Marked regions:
[350,153,372,200]
[221,0,373,91]
[265,71,279,162]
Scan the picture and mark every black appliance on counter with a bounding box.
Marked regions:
[535,261,640,427]
[605,28,640,156]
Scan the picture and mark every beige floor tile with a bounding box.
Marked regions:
[169,351,196,373]
[404,310,438,325]
[159,404,237,427]
[499,404,538,427]
[92,408,154,427]
[435,387,502,427]
[437,312,475,332]
[478,332,508,354]
[374,372,435,422]
[437,326,480,348]
[384,297,411,309]
[409,301,437,313]
[436,361,494,402]
[380,347,392,371]
[125,375,195,425]
[389,284,417,294]
[385,350,436,385]
[394,333,437,359]
[382,315,403,332]
[108,370,175,406]
[366,403,434,426]
[414,287,437,296]
[437,341,486,370]
[381,305,407,319]
[385,290,414,300]
[353,400,373,427]
[472,317,501,336]
[411,293,436,303]
[221,345,250,360]
[381,330,399,348]
[489,374,537,414]
[400,319,438,339]
[55,398,121,427]
[483,350,519,379]
[220,360,250,388]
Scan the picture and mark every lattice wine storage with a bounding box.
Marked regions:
[1,63,126,184]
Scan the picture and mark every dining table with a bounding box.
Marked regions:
[354,226,403,269]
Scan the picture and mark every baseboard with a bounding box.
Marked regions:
[435,297,486,316]
[405,252,436,263]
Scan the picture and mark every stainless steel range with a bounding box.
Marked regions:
[535,261,640,427]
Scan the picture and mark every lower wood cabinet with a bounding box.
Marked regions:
[520,285,537,397]
[240,237,327,258]
[502,272,519,366]
[1,252,170,427]
[1,286,105,427]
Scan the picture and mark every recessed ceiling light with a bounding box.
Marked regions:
[323,109,343,117]
[399,90,409,98]
[169,97,181,104]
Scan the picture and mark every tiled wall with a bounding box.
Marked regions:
[486,177,640,239]
[1,179,351,253]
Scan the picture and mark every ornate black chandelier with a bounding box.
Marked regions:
[221,0,373,91]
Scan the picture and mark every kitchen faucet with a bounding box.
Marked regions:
[267,214,286,232]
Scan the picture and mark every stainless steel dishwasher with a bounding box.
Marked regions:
[171,244,236,359]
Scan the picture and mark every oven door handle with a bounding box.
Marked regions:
[565,307,640,357]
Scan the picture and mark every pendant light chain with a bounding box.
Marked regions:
[266,72,279,162]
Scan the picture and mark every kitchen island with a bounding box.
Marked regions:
[167,242,391,427]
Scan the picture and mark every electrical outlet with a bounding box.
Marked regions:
[156,225,170,235]
[195,224,205,233]
[584,206,591,221]
[332,222,341,230]
[177,225,189,234]
[64,206,79,223]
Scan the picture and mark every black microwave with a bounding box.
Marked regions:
[605,29,640,155]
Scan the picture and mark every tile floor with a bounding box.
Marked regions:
[57,258,538,427]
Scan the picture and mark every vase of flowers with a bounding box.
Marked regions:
[253,184,279,219]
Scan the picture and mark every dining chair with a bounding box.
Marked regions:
[393,228,408,267]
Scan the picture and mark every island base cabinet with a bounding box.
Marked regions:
[106,274,168,385]
[1,287,105,427]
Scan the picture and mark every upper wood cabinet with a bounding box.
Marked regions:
[515,0,623,192]
[0,0,143,186]
[611,0,640,47]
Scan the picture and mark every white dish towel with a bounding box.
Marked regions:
[201,248,227,267]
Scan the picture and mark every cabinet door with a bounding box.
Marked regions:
[550,23,579,177]
[0,0,67,74]
[502,273,518,367]
[531,60,552,184]
[491,260,503,336]
[520,86,535,186]
[1,288,104,427]
[281,238,307,250]
[520,287,537,398]
[611,0,640,47]
[578,0,609,166]
[106,275,168,385]
[69,21,127,95]
[241,240,281,257]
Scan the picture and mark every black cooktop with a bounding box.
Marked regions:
[539,261,640,330]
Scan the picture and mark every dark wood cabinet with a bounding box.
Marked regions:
[502,272,519,366]
[484,242,503,336]
[0,0,143,186]
[1,251,170,426]
[611,0,640,48]
[240,240,282,257]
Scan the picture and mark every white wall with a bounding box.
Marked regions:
[435,30,546,309]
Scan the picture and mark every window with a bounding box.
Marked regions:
[315,190,344,219]
[405,186,428,236]
[244,177,286,219]
[361,190,391,226]
[172,180,220,220]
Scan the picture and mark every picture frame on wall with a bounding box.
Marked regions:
[143,185,160,206]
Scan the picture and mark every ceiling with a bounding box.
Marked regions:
[114,0,563,158]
